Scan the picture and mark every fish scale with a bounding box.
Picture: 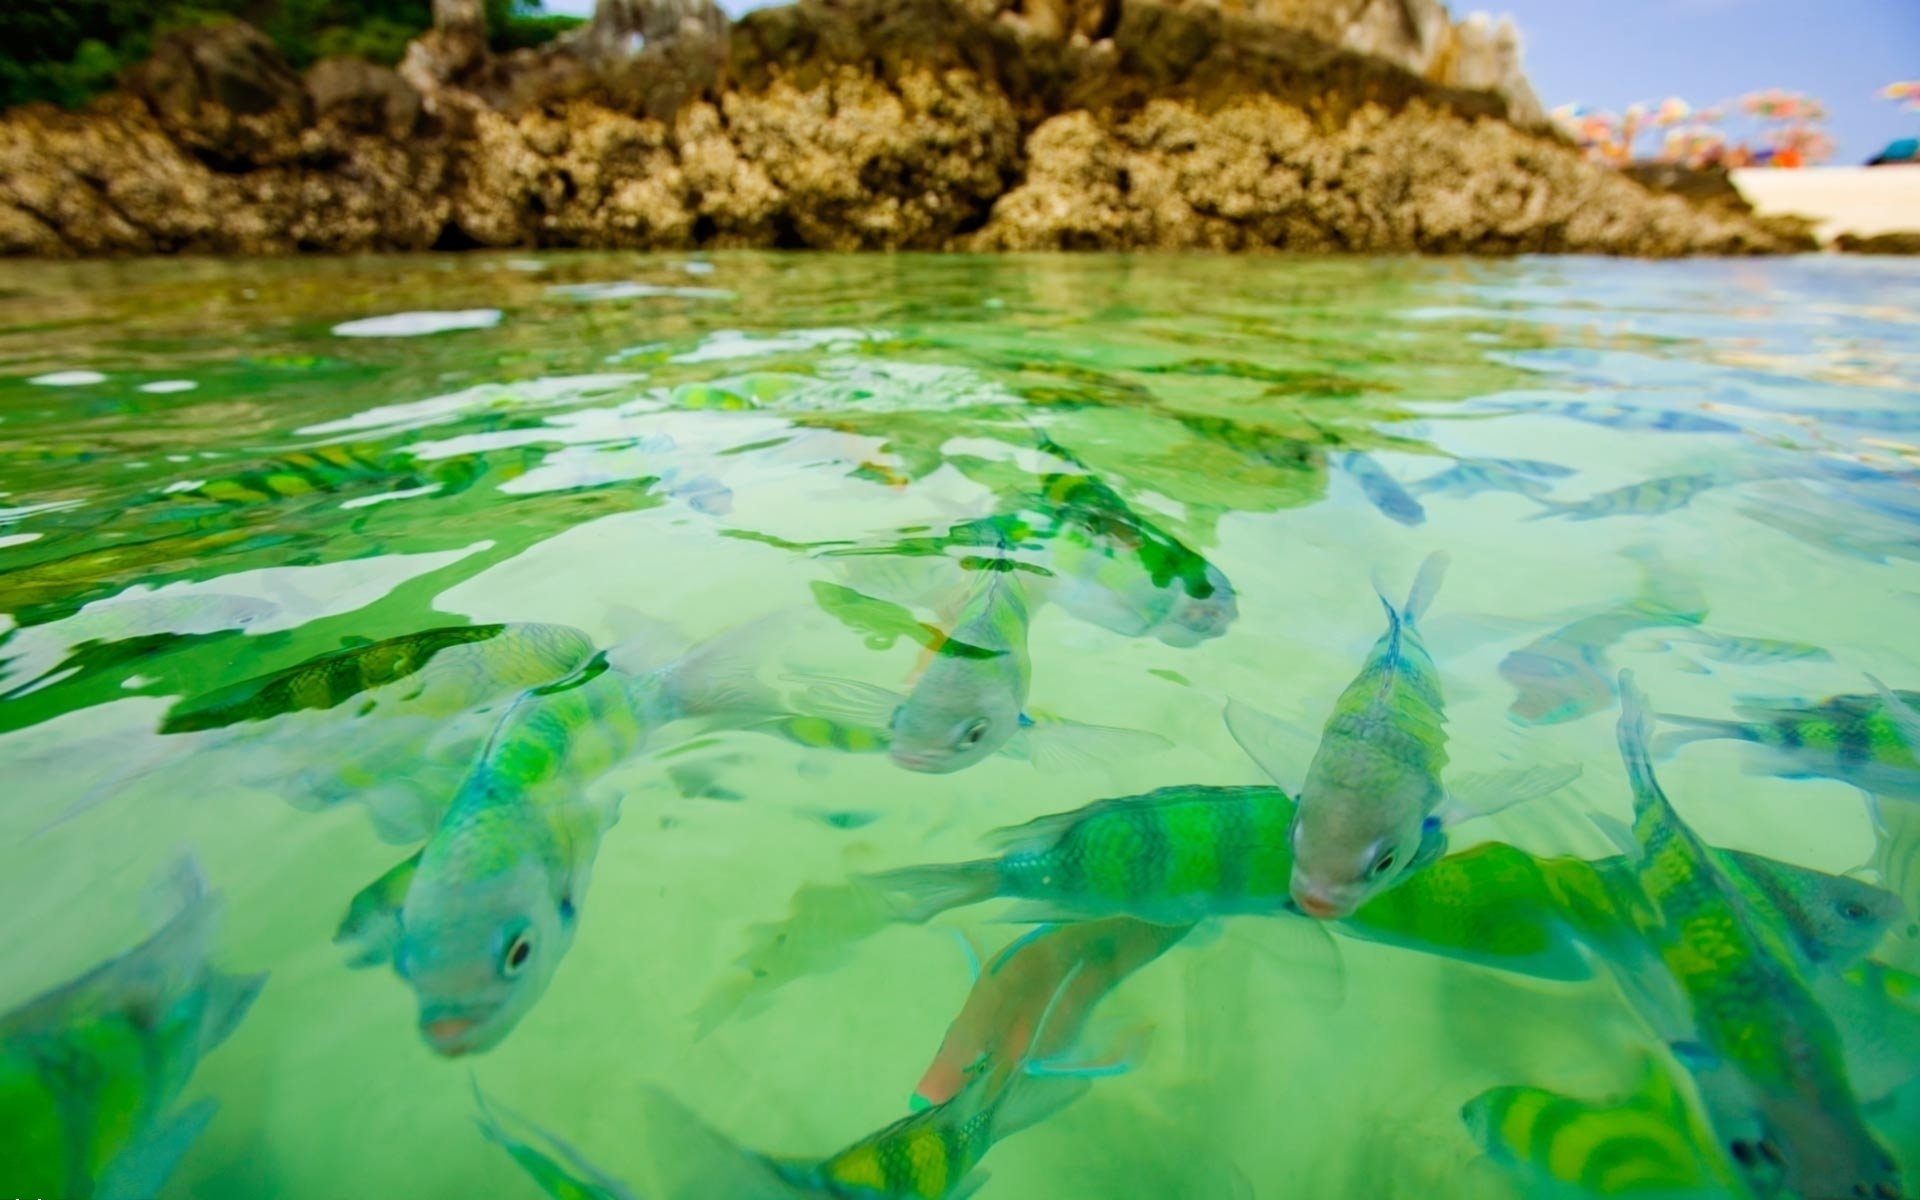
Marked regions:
[1613,673,1899,1200]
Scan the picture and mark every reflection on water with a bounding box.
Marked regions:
[1,252,1918,1199]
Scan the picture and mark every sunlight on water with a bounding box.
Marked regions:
[0,252,1917,1200]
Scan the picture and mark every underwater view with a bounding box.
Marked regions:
[2,250,1918,1200]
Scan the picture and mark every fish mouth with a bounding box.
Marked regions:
[420,1010,495,1057]
[1290,885,1353,920]
[890,746,956,773]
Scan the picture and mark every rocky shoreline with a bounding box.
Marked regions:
[0,0,1816,258]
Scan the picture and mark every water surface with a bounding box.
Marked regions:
[2,252,1917,1199]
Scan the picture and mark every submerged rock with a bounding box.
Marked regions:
[0,0,1812,257]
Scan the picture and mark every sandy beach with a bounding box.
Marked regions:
[1732,165,1920,242]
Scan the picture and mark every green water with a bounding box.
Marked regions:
[1,252,1917,1199]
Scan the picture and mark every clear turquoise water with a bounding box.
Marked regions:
[0,252,1917,1200]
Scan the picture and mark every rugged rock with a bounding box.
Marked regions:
[0,0,1814,257]
[1836,230,1920,255]
[306,59,422,139]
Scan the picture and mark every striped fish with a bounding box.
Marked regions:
[1340,451,1427,526]
[1606,671,1900,1200]
[0,861,264,1200]
[866,784,1298,927]
[161,623,595,733]
[1462,1056,1738,1198]
[1532,473,1725,521]
[1282,551,1451,918]
[1654,684,1920,801]
[1549,403,1740,435]
[336,626,774,1057]
[1868,798,1920,975]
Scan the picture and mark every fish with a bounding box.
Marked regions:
[1501,545,1706,725]
[1406,458,1563,502]
[712,796,1893,1035]
[481,986,1092,1200]
[1869,798,1920,974]
[1816,959,1920,1108]
[913,918,1183,1108]
[1547,849,1903,977]
[1244,551,1458,919]
[335,625,775,1056]
[1339,837,1900,987]
[1027,466,1237,646]
[864,785,1300,927]
[161,442,414,508]
[1530,473,1726,521]
[876,553,1034,773]
[802,558,1167,775]
[1738,482,1920,566]
[160,622,597,734]
[1546,402,1741,435]
[1653,681,1920,802]
[1462,1055,1740,1199]
[1599,670,1901,1200]
[1669,629,1832,668]
[1339,452,1427,526]
[0,860,265,1200]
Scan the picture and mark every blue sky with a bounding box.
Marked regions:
[1498,0,1918,162]
[543,0,1918,162]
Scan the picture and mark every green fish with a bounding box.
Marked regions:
[1028,466,1237,646]
[1282,550,1455,917]
[1229,553,1573,919]
[1604,670,1900,1200]
[337,626,773,1056]
[1870,797,1920,974]
[721,789,1896,1033]
[804,556,1164,775]
[161,622,596,734]
[1409,457,1568,502]
[1462,1055,1740,1199]
[0,861,264,1200]
[1654,680,1920,802]
[1673,630,1832,668]
[1338,841,1901,986]
[866,784,1298,926]
[1532,473,1726,521]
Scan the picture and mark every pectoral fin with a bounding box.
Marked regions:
[1589,811,1641,861]
[1010,718,1172,774]
[335,850,422,968]
[1438,763,1583,827]
[1222,698,1314,793]
[791,675,907,728]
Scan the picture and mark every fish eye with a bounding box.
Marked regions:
[959,719,989,748]
[1839,901,1869,921]
[1370,851,1396,876]
[502,932,533,977]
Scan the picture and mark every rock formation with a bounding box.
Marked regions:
[0,0,1812,257]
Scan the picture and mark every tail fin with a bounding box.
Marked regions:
[1648,713,1752,759]
[631,1087,797,1200]
[861,860,1002,924]
[1374,551,1450,632]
